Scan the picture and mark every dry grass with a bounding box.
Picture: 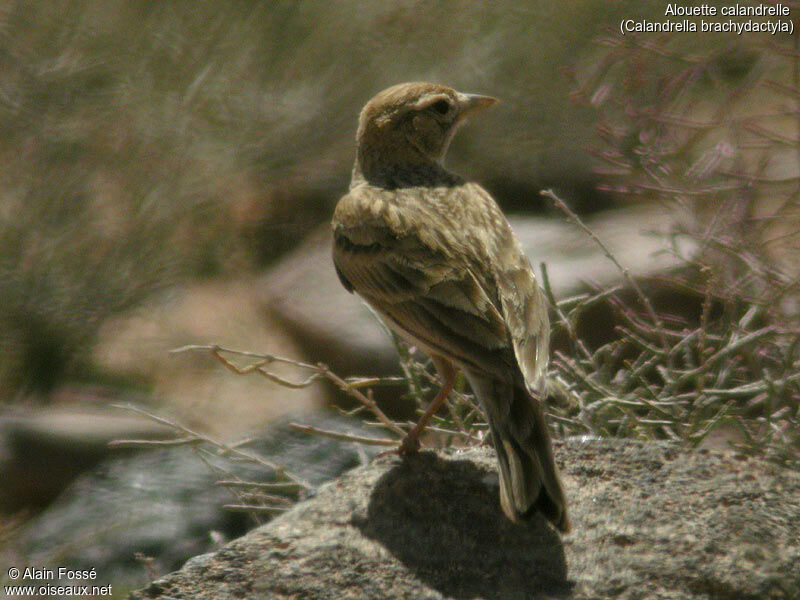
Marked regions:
[561,22,800,462]
[176,213,799,466]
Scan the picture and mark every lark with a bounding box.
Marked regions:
[332,82,569,531]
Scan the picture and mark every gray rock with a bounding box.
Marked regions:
[0,405,174,510]
[15,413,382,590]
[132,440,800,600]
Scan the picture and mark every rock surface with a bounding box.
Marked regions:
[0,404,173,509]
[12,414,382,590]
[132,440,800,600]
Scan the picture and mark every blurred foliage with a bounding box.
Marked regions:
[573,26,800,307]
[563,24,800,461]
[0,0,652,397]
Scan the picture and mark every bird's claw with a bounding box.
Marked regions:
[376,434,421,459]
[397,434,421,456]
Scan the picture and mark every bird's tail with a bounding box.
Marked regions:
[470,376,569,532]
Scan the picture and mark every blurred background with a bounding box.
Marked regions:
[1,0,798,595]
[0,0,643,439]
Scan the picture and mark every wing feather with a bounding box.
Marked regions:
[332,183,548,386]
[496,264,550,394]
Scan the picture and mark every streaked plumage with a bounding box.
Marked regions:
[332,82,569,531]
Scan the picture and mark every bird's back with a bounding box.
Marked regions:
[334,181,547,388]
[334,182,513,270]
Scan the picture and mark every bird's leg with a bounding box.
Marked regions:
[397,357,457,456]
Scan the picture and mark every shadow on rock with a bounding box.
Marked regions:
[354,452,571,600]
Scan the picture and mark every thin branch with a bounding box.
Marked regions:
[287,423,396,446]
[111,403,312,490]
[215,480,305,493]
[540,189,671,355]
[108,436,201,449]
[223,504,289,514]
[174,344,407,438]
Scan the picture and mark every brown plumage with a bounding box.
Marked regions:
[332,82,569,532]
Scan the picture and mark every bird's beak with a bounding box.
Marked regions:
[457,93,500,120]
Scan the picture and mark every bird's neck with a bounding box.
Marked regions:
[352,135,461,190]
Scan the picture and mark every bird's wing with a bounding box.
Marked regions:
[462,184,550,394]
[332,187,512,376]
[494,258,550,394]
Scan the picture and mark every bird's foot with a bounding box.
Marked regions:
[376,434,421,459]
[397,433,421,456]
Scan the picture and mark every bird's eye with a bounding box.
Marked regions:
[431,100,450,115]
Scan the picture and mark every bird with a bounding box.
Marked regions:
[331,82,569,532]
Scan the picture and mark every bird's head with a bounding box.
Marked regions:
[353,82,498,187]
